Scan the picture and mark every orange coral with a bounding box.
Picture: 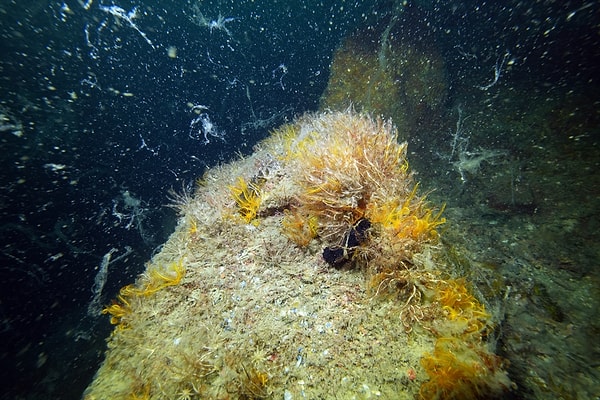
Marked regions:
[367,184,446,242]
[419,280,513,398]
[139,259,186,296]
[101,284,134,330]
[101,300,130,328]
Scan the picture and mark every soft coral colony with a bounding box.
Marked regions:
[87,110,513,399]
[280,111,446,258]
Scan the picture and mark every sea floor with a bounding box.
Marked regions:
[415,84,600,399]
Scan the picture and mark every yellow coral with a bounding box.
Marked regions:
[420,338,508,400]
[285,111,417,239]
[102,260,186,330]
[420,279,512,398]
[282,209,319,247]
[140,259,186,296]
[435,279,490,337]
[409,205,446,240]
[368,186,415,228]
[229,176,263,223]
[367,184,445,242]
[239,365,270,398]
[101,301,130,327]
[101,284,137,328]
[128,384,151,400]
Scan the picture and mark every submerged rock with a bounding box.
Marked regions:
[85,111,511,400]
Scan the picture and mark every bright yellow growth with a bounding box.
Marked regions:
[229,176,263,223]
[188,218,198,236]
[101,285,133,330]
[418,279,511,398]
[128,384,151,400]
[102,260,186,329]
[420,338,507,400]
[139,259,186,296]
[435,279,490,337]
[240,366,270,398]
[410,205,446,240]
[367,184,446,242]
[101,298,130,328]
[282,209,319,247]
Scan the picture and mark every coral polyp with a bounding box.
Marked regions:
[101,260,185,331]
[140,259,186,295]
[228,176,263,223]
[101,300,130,328]
[367,185,446,243]
[420,338,511,400]
[434,278,491,337]
[281,209,318,247]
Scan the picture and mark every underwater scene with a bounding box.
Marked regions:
[0,0,598,399]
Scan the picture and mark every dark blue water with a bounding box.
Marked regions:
[0,0,597,399]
